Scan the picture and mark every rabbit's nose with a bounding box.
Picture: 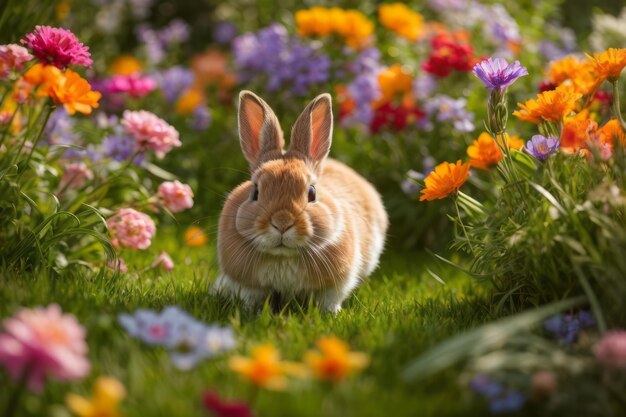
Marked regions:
[271,211,295,233]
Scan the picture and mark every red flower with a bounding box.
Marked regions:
[422,32,477,78]
[202,391,254,417]
[370,102,424,134]
[538,81,557,92]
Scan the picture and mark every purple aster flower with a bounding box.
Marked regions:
[473,57,528,91]
[213,22,237,44]
[484,5,521,45]
[422,95,475,132]
[189,106,212,131]
[136,24,165,65]
[544,310,595,344]
[413,74,437,100]
[345,47,382,75]
[525,135,560,160]
[489,390,526,414]
[159,19,190,45]
[154,66,194,103]
[128,0,155,19]
[102,135,144,165]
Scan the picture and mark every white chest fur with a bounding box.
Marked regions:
[257,256,305,293]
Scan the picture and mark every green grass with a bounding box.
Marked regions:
[0,230,503,417]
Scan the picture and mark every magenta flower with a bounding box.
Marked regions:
[157,180,194,213]
[472,57,528,91]
[0,44,33,78]
[0,304,90,392]
[203,390,254,417]
[122,110,181,158]
[101,73,157,98]
[59,162,93,190]
[107,208,156,250]
[525,135,560,160]
[152,251,175,271]
[21,26,92,69]
[594,330,626,368]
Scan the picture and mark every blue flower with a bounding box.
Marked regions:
[544,310,595,344]
[525,135,560,160]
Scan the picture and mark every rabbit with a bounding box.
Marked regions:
[212,90,388,313]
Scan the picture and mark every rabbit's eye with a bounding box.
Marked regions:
[308,185,316,202]
[251,184,259,201]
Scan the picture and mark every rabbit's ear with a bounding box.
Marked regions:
[288,94,333,170]
[238,90,284,169]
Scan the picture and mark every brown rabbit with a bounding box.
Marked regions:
[213,91,388,312]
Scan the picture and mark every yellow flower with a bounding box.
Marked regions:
[109,55,143,75]
[586,48,626,82]
[379,3,425,41]
[184,226,208,247]
[377,64,413,103]
[467,133,523,170]
[513,85,581,124]
[295,7,335,37]
[229,344,306,390]
[175,88,203,115]
[43,68,101,115]
[66,376,125,417]
[296,7,373,48]
[420,160,470,201]
[304,336,369,382]
[338,10,374,49]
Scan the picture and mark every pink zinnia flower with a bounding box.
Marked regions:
[107,208,156,250]
[0,304,90,392]
[122,110,181,158]
[152,251,175,271]
[107,258,128,273]
[0,44,33,78]
[102,73,157,98]
[59,162,93,190]
[21,25,92,69]
[594,330,626,368]
[157,180,194,213]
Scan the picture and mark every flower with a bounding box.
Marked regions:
[419,160,470,201]
[531,371,558,397]
[0,304,90,392]
[423,95,475,132]
[122,110,181,157]
[66,376,125,417]
[106,258,128,273]
[100,73,156,98]
[59,162,93,189]
[0,44,33,78]
[184,226,208,246]
[377,64,412,103]
[369,101,424,134]
[472,57,528,91]
[21,25,92,69]
[422,32,477,78]
[175,88,204,115]
[469,374,526,414]
[190,105,212,131]
[102,135,142,163]
[560,111,597,153]
[525,135,560,160]
[586,48,626,82]
[203,391,254,417]
[547,56,599,95]
[467,133,524,170]
[213,22,238,44]
[43,68,102,115]
[544,310,594,344]
[378,3,424,41]
[597,118,626,150]
[295,7,374,48]
[155,66,194,103]
[158,180,194,213]
[229,344,305,390]
[107,208,156,250]
[304,336,369,382]
[593,330,626,368]
[109,54,143,75]
[152,251,174,271]
[513,85,582,124]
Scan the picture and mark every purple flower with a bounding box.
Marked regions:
[345,47,382,75]
[544,310,595,344]
[159,19,190,45]
[213,22,237,44]
[470,375,526,414]
[413,74,437,100]
[189,106,212,131]
[102,135,143,165]
[128,0,155,19]
[472,57,528,91]
[423,95,475,132]
[154,66,194,103]
[525,135,560,160]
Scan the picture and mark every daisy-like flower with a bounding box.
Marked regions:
[229,344,306,390]
[472,57,528,91]
[43,68,102,115]
[513,85,582,124]
[59,162,93,190]
[107,208,156,250]
[378,3,424,42]
[525,135,560,160]
[547,56,599,95]
[122,110,181,158]
[157,180,194,213]
[66,376,125,417]
[586,48,626,82]
[419,160,470,201]
[467,132,524,170]
[21,25,92,69]
[0,44,33,78]
[304,336,369,382]
[377,64,413,103]
[0,304,90,392]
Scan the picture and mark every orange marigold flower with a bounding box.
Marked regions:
[304,336,369,382]
[175,88,203,115]
[336,10,374,48]
[22,63,59,86]
[229,344,306,390]
[597,118,626,150]
[109,54,143,75]
[513,85,581,124]
[377,64,412,103]
[295,7,336,37]
[586,48,626,82]
[547,56,599,95]
[42,68,101,115]
[560,111,598,153]
[466,132,523,170]
[419,160,470,201]
[295,7,373,48]
[184,226,208,247]
[378,3,424,42]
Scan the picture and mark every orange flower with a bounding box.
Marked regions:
[466,133,523,170]
[336,10,374,48]
[547,56,598,95]
[22,63,59,86]
[377,64,412,103]
[109,55,143,75]
[184,226,208,247]
[304,336,369,382]
[295,7,373,48]
[513,85,581,124]
[597,118,626,150]
[229,344,306,390]
[586,48,626,82]
[295,7,336,37]
[419,160,470,201]
[175,88,203,114]
[66,376,125,417]
[560,111,597,153]
[42,68,101,115]
[378,3,424,42]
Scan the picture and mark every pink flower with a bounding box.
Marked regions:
[0,111,12,125]
[122,110,181,158]
[0,304,90,392]
[157,180,194,213]
[0,44,33,78]
[107,208,156,250]
[152,251,174,271]
[107,258,128,273]
[102,73,157,98]
[594,330,626,368]
[21,26,92,69]
[59,162,93,190]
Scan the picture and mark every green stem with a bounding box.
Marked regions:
[611,80,626,132]
[0,103,21,149]
[3,366,30,417]
[573,264,607,332]
[454,196,475,255]
[17,105,54,180]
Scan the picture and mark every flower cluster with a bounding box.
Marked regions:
[295,7,374,48]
